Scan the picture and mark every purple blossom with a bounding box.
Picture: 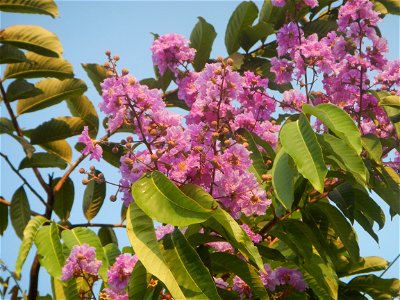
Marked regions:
[155,224,175,240]
[241,224,262,243]
[233,276,252,298]
[271,0,286,7]
[151,33,196,75]
[107,254,138,291]
[102,288,128,300]
[61,244,102,281]
[78,126,103,161]
[273,267,308,292]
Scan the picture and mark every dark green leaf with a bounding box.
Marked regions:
[17,78,87,115]
[280,114,327,193]
[340,256,388,277]
[0,25,62,57]
[81,63,107,95]
[190,17,217,71]
[98,227,118,247]
[52,177,74,222]
[6,79,42,101]
[128,261,148,300]
[210,252,269,300]
[240,21,274,52]
[0,0,59,18]
[83,170,106,222]
[18,152,67,169]
[4,52,74,79]
[374,0,400,15]
[347,275,400,299]
[371,166,400,215]
[51,277,79,300]
[309,202,360,262]
[225,1,259,54]
[163,89,189,110]
[0,44,28,64]
[29,116,85,144]
[0,200,9,235]
[303,19,338,38]
[10,186,30,239]
[131,171,216,226]
[103,243,120,266]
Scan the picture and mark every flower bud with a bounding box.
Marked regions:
[262,174,272,181]
[105,50,111,56]
[150,154,158,161]
[79,168,85,174]
[226,58,234,66]
[109,195,117,202]
[90,165,96,171]
[106,70,114,77]
[112,146,119,153]
[122,68,129,75]
[113,54,120,61]
[217,56,224,62]
[210,121,218,128]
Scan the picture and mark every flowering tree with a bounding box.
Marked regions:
[1,0,400,299]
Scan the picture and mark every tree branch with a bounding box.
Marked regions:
[0,152,48,208]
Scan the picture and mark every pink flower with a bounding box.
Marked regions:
[241,224,262,243]
[78,126,102,161]
[107,254,138,291]
[155,224,175,240]
[151,33,196,76]
[271,0,286,7]
[61,244,102,281]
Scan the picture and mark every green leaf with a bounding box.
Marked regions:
[303,19,338,38]
[101,143,124,168]
[353,210,379,243]
[347,275,400,299]
[160,229,221,299]
[204,209,264,270]
[318,134,368,184]
[225,1,259,54]
[0,200,8,235]
[379,95,400,106]
[126,201,186,300]
[237,128,268,182]
[374,0,400,15]
[210,252,269,300]
[39,140,72,163]
[15,216,48,278]
[6,79,42,101]
[271,149,298,209]
[67,95,99,138]
[10,186,30,239]
[98,227,118,247]
[18,152,67,169]
[0,25,62,57]
[303,103,362,154]
[240,21,274,52]
[0,44,28,64]
[51,277,79,300]
[190,17,217,71]
[371,166,400,215]
[128,261,148,300]
[35,223,64,278]
[17,78,87,115]
[310,202,360,262]
[81,63,107,95]
[0,117,14,134]
[82,170,106,222]
[361,134,382,163]
[61,227,108,280]
[0,0,59,18]
[340,256,388,277]
[4,52,74,79]
[131,171,215,226]
[163,89,189,110]
[52,177,74,222]
[280,114,327,193]
[103,243,120,266]
[29,116,85,144]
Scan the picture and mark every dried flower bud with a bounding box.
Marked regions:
[105,50,111,56]
[226,58,234,66]
[109,195,117,202]
[79,168,85,174]
[113,54,120,61]
[122,68,129,75]
[262,174,272,181]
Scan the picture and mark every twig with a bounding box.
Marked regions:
[0,152,48,207]
[70,223,126,229]
[379,254,400,278]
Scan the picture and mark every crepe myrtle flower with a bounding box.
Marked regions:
[78,126,103,161]
[61,244,102,281]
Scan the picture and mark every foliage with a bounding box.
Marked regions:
[1,0,399,300]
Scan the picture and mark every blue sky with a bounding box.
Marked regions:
[1,1,399,296]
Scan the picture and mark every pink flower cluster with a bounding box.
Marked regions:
[270,0,397,138]
[102,254,138,300]
[151,33,196,76]
[216,264,307,298]
[61,244,102,281]
[100,57,278,218]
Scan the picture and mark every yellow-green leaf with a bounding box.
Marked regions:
[0,0,59,18]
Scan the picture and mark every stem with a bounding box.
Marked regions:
[379,254,400,278]
[70,223,126,228]
[0,152,48,207]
